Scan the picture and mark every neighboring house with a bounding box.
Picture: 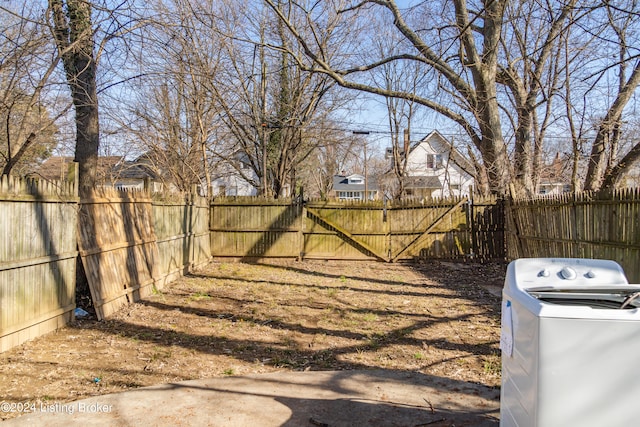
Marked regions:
[211,174,258,197]
[27,156,78,182]
[29,156,164,192]
[616,162,640,188]
[332,173,379,200]
[210,150,302,197]
[537,153,572,195]
[385,130,475,198]
[110,159,164,192]
[29,156,121,183]
[211,150,259,197]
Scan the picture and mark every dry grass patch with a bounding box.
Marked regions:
[0,259,504,421]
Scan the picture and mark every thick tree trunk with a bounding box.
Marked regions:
[50,0,99,196]
[73,72,99,194]
[477,86,511,195]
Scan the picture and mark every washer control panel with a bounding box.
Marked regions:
[559,266,577,280]
[509,258,629,289]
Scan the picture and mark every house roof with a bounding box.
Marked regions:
[112,160,161,181]
[333,174,378,191]
[415,131,475,176]
[384,130,475,178]
[29,156,74,181]
[30,156,124,182]
[539,153,571,184]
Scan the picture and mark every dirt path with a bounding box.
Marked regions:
[0,260,505,422]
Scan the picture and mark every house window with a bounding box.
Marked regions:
[426,154,443,169]
[338,191,363,200]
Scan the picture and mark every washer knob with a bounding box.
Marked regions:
[586,270,596,278]
[560,266,577,280]
[539,269,550,277]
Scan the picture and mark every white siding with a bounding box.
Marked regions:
[404,133,474,197]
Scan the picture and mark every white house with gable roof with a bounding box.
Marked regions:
[384,130,475,198]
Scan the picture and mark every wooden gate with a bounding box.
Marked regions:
[209,196,504,262]
[303,198,476,261]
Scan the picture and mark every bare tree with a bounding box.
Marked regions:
[584,0,640,190]
[297,127,359,198]
[49,0,100,194]
[262,0,640,195]
[116,0,226,195]
[201,1,352,198]
[377,56,429,199]
[497,0,578,195]
[0,3,70,177]
[263,0,513,194]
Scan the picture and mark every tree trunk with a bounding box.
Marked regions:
[477,88,510,195]
[50,0,99,196]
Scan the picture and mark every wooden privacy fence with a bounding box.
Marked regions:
[78,188,212,320]
[0,177,212,352]
[78,188,161,319]
[153,192,211,287]
[506,188,640,282]
[6,174,640,352]
[210,198,304,258]
[210,196,504,262]
[0,175,78,352]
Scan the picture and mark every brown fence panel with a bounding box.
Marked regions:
[506,189,640,282]
[470,195,505,262]
[153,193,211,287]
[78,188,161,320]
[209,197,505,262]
[0,175,78,352]
[210,198,303,258]
[388,197,469,261]
[303,200,387,260]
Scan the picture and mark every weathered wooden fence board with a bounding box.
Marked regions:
[189,195,212,267]
[210,196,505,262]
[210,198,303,258]
[470,196,505,261]
[506,189,640,282]
[78,188,161,320]
[153,193,211,286]
[0,175,78,352]
[388,198,468,261]
[305,202,387,260]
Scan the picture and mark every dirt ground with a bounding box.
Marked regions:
[0,259,506,422]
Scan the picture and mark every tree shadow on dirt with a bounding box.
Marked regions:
[185,259,504,314]
[75,258,503,377]
[2,258,505,423]
[131,298,497,357]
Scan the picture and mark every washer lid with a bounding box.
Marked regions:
[528,287,640,310]
[506,258,629,293]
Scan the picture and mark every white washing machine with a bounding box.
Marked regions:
[500,258,640,427]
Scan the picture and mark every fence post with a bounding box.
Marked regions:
[469,193,477,260]
[72,162,79,197]
[298,199,305,261]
